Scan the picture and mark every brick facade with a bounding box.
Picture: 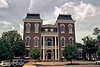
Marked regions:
[23,13,76,61]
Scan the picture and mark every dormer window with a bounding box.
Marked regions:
[26,23,31,33]
[60,24,65,33]
[68,24,73,34]
[34,23,39,33]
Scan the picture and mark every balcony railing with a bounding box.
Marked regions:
[41,46,58,49]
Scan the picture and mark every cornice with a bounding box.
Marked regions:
[23,19,43,22]
[56,20,75,23]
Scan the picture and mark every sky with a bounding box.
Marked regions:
[0,0,100,43]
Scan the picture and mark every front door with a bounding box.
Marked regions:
[48,53,51,59]
[47,50,52,60]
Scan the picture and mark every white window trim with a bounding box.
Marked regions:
[60,24,65,33]
[69,37,74,45]
[25,36,31,47]
[34,23,39,33]
[68,24,73,34]
[61,37,65,47]
[46,37,53,46]
[26,23,31,33]
[34,36,39,47]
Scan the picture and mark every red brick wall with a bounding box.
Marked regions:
[57,23,75,60]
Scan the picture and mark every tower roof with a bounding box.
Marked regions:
[57,14,73,20]
[25,13,41,19]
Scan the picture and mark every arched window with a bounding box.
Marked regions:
[69,37,73,45]
[68,24,73,34]
[34,37,39,47]
[60,24,65,33]
[46,38,53,46]
[25,37,30,47]
[26,23,31,33]
[61,38,65,46]
[34,23,39,33]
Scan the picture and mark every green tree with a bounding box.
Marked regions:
[92,27,100,41]
[30,48,40,60]
[93,27,100,35]
[14,40,26,57]
[0,30,26,57]
[82,36,98,60]
[97,48,100,57]
[76,43,85,60]
[30,48,40,64]
[76,43,83,48]
[0,40,14,60]
[63,44,77,64]
[97,35,100,41]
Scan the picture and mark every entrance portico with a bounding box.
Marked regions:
[42,32,59,60]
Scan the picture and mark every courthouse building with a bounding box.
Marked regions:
[23,13,76,61]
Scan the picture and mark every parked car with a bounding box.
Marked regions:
[10,59,24,67]
[0,60,10,67]
[95,61,100,65]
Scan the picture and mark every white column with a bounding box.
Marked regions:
[55,36,57,60]
[43,36,45,60]
[58,37,60,60]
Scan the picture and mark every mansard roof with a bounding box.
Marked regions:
[25,13,41,19]
[57,14,73,20]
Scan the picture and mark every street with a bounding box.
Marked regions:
[37,65,100,67]
[23,61,100,67]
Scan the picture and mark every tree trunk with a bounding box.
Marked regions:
[35,59,36,65]
[70,60,72,64]
[89,53,91,61]
[83,52,87,60]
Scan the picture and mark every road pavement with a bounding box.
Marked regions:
[23,61,100,67]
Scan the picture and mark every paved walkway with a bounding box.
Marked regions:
[23,61,95,67]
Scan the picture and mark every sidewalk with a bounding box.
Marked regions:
[23,65,36,67]
[23,61,95,67]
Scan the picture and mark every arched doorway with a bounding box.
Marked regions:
[48,53,51,59]
[47,50,52,60]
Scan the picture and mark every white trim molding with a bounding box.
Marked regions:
[25,36,31,47]
[69,37,74,45]
[26,23,31,33]
[34,23,39,33]
[61,36,65,47]
[56,20,75,23]
[68,24,73,34]
[34,36,39,47]
[23,19,43,23]
[60,24,65,33]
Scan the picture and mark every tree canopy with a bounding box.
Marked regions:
[82,36,98,60]
[63,44,77,64]
[97,35,100,41]
[0,40,14,60]
[93,27,100,35]
[97,48,100,57]
[0,30,26,57]
[30,48,40,60]
[76,43,83,48]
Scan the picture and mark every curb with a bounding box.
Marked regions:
[23,65,37,67]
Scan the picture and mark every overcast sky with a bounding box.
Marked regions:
[0,0,100,43]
